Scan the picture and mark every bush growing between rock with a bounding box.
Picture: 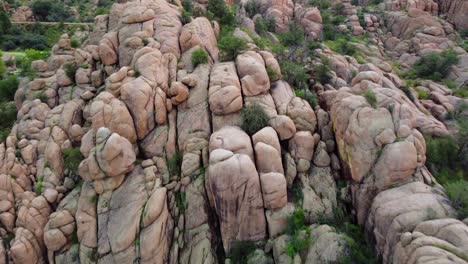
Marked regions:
[167,151,183,176]
[207,0,235,25]
[218,34,248,61]
[444,180,468,219]
[64,62,78,84]
[281,61,308,89]
[363,90,377,108]
[228,241,257,264]
[280,22,305,47]
[191,48,209,68]
[313,57,333,84]
[63,148,84,175]
[412,49,459,81]
[295,89,318,108]
[241,103,269,135]
[255,17,276,33]
[0,102,17,130]
[0,75,19,102]
[426,108,468,184]
[244,0,260,18]
[285,209,311,258]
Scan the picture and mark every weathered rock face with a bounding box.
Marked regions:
[436,0,468,30]
[2,0,468,263]
[208,128,267,252]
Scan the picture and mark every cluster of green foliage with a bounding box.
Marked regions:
[244,0,260,18]
[181,0,194,24]
[94,0,114,17]
[325,38,357,56]
[316,208,377,264]
[363,90,377,108]
[31,0,74,22]
[241,103,269,135]
[425,104,468,219]
[313,57,333,85]
[191,48,209,68]
[0,102,17,142]
[207,0,235,25]
[279,23,305,47]
[175,191,187,214]
[427,107,467,168]
[308,0,331,9]
[411,49,459,81]
[64,62,78,84]
[399,86,416,102]
[285,210,311,258]
[415,88,429,100]
[0,51,20,142]
[337,223,378,264]
[35,175,44,193]
[167,151,183,176]
[63,148,84,175]
[228,241,257,264]
[0,19,84,51]
[280,61,308,90]
[444,180,468,219]
[255,17,276,33]
[295,89,318,108]
[217,32,248,61]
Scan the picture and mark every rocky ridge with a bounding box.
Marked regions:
[0,0,468,263]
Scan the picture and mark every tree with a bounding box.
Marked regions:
[31,0,53,21]
[0,10,11,35]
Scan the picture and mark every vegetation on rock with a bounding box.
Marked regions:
[241,103,269,135]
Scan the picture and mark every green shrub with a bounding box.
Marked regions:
[24,49,50,61]
[64,62,78,84]
[35,175,44,194]
[338,223,377,264]
[266,65,279,81]
[325,38,357,56]
[307,41,322,50]
[63,148,84,175]
[255,17,276,33]
[218,34,248,61]
[181,9,192,24]
[34,92,48,102]
[415,88,429,100]
[0,58,6,78]
[363,90,377,108]
[285,210,311,258]
[244,0,260,18]
[71,39,80,48]
[167,151,183,176]
[175,191,187,214]
[31,0,73,22]
[454,88,468,98]
[0,75,20,102]
[191,48,209,68]
[314,58,333,84]
[296,89,318,108]
[280,22,305,47]
[280,61,308,89]
[241,103,269,135]
[0,102,17,130]
[444,180,468,219]
[207,0,235,25]
[412,49,459,81]
[0,10,11,35]
[228,241,257,264]
[425,136,459,171]
[400,86,415,102]
[308,0,331,9]
[0,129,10,142]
